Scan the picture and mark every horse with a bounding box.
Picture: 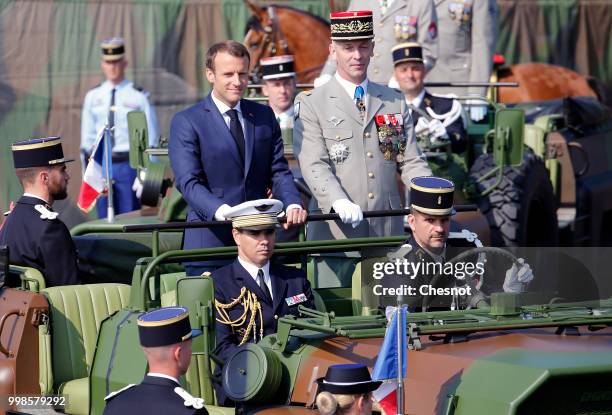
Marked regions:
[243,2,601,104]
[243,0,330,83]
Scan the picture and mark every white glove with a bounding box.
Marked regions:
[131,177,144,199]
[313,74,332,88]
[415,117,430,136]
[332,199,363,228]
[387,76,399,89]
[503,259,534,293]
[465,99,488,122]
[427,119,448,142]
[214,204,231,221]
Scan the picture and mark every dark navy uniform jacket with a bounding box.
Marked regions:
[211,259,313,405]
[169,95,302,254]
[0,195,79,286]
[103,375,208,415]
[412,92,468,153]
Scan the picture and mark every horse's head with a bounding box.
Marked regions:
[243,0,290,82]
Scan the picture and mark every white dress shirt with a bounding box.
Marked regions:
[406,89,426,115]
[211,91,246,132]
[275,107,295,130]
[238,257,273,301]
[335,73,369,105]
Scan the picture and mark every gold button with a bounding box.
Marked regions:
[379,22,384,27]
[373,68,379,74]
[377,37,383,43]
[375,53,380,58]
[335,135,340,139]
[368,193,374,199]
[366,152,373,158]
[368,172,374,178]
[274,315,279,320]
[364,132,370,138]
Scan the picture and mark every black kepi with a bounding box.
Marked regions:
[138,306,202,347]
[11,136,74,169]
[410,176,455,216]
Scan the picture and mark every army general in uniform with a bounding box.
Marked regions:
[103,306,208,415]
[294,10,431,241]
[211,199,314,405]
[318,0,438,86]
[0,137,80,287]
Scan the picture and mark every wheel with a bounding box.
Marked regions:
[468,150,558,246]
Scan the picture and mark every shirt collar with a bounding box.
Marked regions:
[147,372,180,385]
[407,89,426,108]
[211,91,242,116]
[23,193,49,204]
[237,256,271,284]
[103,79,129,91]
[334,72,368,101]
[275,106,294,120]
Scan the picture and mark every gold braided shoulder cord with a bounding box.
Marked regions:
[215,287,265,346]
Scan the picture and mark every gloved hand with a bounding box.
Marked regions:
[313,74,332,88]
[131,177,144,199]
[465,99,488,122]
[332,199,363,228]
[214,204,231,221]
[503,259,534,293]
[415,117,430,137]
[427,119,449,142]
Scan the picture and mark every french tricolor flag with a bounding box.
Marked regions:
[77,128,112,212]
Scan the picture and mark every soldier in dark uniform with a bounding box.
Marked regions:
[377,177,533,310]
[103,306,208,415]
[0,136,80,286]
[392,42,467,154]
[212,199,314,405]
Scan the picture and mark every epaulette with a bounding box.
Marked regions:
[133,84,144,92]
[174,387,205,409]
[387,243,412,260]
[104,384,136,401]
[34,204,58,220]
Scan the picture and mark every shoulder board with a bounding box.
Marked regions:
[448,229,483,247]
[300,90,312,97]
[174,387,205,409]
[133,84,144,92]
[34,204,58,220]
[105,384,136,401]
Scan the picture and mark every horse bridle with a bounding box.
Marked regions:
[249,7,290,83]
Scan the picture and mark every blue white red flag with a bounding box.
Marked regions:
[77,128,112,211]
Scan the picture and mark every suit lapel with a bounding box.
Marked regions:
[202,95,243,169]
[329,78,363,125]
[241,100,255,177]
[380,1,406,22]
[270,265,288,313]
[365,83,384,129]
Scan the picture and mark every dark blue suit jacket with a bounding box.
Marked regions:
[169,95,301,250]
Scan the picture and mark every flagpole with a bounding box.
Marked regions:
[396,301,404,415]
[103,126,115,223]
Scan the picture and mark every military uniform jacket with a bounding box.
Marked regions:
[320,0,438,84]
[103,375,208,415]
[0,196,79,286]
[212,260,314,364]
[294,78,431,240]
[380,234,483,310]
[411,91,467,153]
[425,0,497,97]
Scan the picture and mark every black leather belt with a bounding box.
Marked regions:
[111,152,130,162]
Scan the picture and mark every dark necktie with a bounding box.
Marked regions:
[354,85,365,118]
[108,88,116,148]
[257,269,272,303]
[227,109,245,162]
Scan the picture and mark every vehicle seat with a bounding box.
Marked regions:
[40,283,130,415]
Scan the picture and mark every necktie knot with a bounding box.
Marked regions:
[257,269,272,302]
[227,108,239,120]
[354,85,364,100]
